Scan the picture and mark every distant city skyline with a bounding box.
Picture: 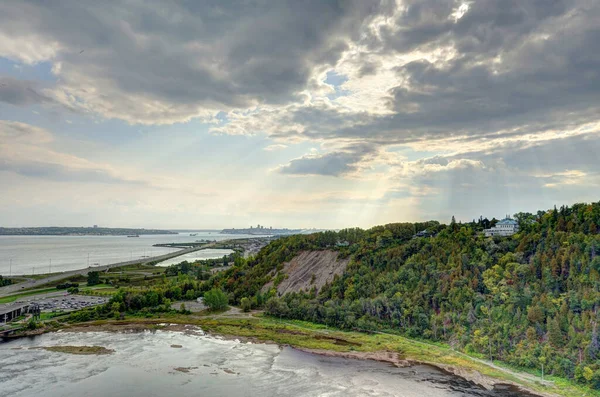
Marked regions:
[1,1,599,229]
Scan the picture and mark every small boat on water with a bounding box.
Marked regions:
[127,234,140,237]
[190,233,197,236]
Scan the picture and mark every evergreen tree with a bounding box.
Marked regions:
[548,316,563,347]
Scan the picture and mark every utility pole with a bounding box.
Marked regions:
[9,258,12,277]
[540,356,546,382]
[87,253,90,267]
[49,258,52,274]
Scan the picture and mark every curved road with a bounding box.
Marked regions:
[0,244,212,297]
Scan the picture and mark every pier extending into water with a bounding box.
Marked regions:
[0,244,212,297]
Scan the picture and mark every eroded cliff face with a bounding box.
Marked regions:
[262,250,349,295]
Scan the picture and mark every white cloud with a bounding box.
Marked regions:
[263,144,288,151]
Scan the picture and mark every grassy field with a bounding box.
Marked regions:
[0,287,60,304]
[15,275,87,292]
[106,263,166,273]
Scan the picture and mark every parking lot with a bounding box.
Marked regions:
[33,295,108,312]
[11,291,109,313]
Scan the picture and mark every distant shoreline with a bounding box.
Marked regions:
[0,227,178,236]
[220,228,320,236]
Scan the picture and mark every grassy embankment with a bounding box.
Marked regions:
[0,288,60,304]
[53,311,596,397]
[200,315,596,397]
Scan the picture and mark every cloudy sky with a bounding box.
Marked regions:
[1,0,599,229]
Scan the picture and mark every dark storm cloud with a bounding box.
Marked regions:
[267,0,600,148]
[279,144,377,177]
[2,0,595,138]
[1,0,599,189]
[372,0,571,55]
[0,0,390,123]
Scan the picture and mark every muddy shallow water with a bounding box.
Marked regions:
[0,329,537,397]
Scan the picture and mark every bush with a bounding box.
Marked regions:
[203,288,228,311]
[87,271,101,286]
[26,319,39,330]
[0,275,12,287]
[265,297,289,317]
[240,297,252,312]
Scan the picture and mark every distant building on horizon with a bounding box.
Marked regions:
[484,217,519,237]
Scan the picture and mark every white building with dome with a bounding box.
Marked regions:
[484,218,519,237]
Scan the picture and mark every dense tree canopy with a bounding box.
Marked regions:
[210,202,600,388]
[87,271,100,286]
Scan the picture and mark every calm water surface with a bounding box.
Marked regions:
[0,330,536,397]
[0,232,253,275]
[156,248,234,267]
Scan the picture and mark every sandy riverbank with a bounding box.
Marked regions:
[18,319,552,397]
[4,316,569,397]
[294,347,549,396]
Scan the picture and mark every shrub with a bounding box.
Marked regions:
[56,282,79,290]
[26,319,39,330]
[87,271,100,286]
[240,297,252,312]
[204,288,228,311]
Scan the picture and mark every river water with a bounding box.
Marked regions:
[0,231,253,275]
[0,330,536,397]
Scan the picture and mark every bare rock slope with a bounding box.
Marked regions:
[264,250,349,295]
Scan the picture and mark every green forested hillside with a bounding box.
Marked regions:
[210,202,600,388]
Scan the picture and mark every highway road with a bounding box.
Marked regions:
[0,244,211,297]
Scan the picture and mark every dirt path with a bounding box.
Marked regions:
[370,328,552,387]
[207,307,258,319]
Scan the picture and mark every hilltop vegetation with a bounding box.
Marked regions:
[208,202,600,388]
